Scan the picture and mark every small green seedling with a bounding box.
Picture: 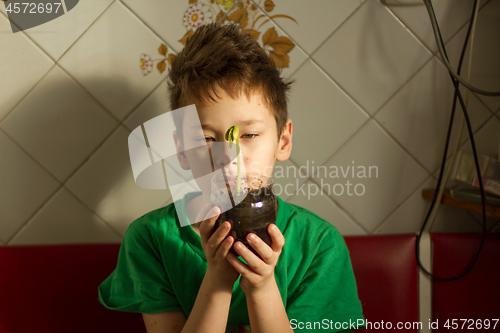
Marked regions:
[225,125,241,193]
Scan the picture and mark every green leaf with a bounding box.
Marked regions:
[225,125,239,150]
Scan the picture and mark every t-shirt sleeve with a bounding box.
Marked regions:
[287,228,365,332]
[98,217,182,314]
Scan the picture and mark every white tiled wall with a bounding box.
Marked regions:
[1,0,499,245]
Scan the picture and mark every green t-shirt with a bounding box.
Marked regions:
[98,192,365,332]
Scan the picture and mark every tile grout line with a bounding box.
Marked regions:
[60,63,125,123]
[0,126,62,186]
[435,1,495,79]
[432,0,493,60]
[5,73,195,241]
[292,59,373,167]
[118,0,179,55]
[0,63,56,125]
[307,118,371,180]
[249,0,311,61]
[306,58,371,119]
[1,11,58,63]
[382,0,492,61]
[325,43,493,178]
[1,0,116,122]
[5,185,63,244]
[1,1,99,126]
[60,0,68,13]
[6,183,125,244]
[382,2,435,57]
[306,52,370,118]
[454,112,496,149]
[5,123,128,244]
[450,113,497,162]
[231,0,311,80]
[1,110,66,242]
[121,76,171,131]
[55,0,116,62]
[276,157,369,234]
[285,117,426,235]
[278,6,444,174]
[0,0,115,124]
[1,55,147,229]
[217,0,242,23]
[372,117,434,175]
[309,77,438,186]
[369,69,498,179]
[373,0,497,119]
[370,55,433,118]
[364,57,461,178]
[308,1,366,60]
[299,1,451,174]
[371,174,436,234]
[285,55,311,82]
[54,123,131,237]
[306,177,370,235]
[285,59,372,168]
[2,60,146,240]
[469,91,498,115]
[64,185,126,240]
[57,127,135,240]
[58,122,125,184]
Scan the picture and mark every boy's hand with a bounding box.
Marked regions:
[196,204,240,290]
[226,223,285,296]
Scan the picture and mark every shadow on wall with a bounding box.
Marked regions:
[0,73,173,245]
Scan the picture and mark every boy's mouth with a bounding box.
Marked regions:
[222,167,239,179]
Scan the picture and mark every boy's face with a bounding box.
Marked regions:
[174,88,293,196]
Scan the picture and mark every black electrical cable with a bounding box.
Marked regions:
[416,0,487,281]
[423,0,500,96]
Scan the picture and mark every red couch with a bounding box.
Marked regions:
[431,233,500,332]
[0,233,498,333]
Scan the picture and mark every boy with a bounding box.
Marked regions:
[98,22,364,333]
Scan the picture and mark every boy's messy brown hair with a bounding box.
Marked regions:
[167,22,294,144]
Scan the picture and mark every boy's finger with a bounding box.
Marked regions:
[269,224,285,252]
[206,221,231,252]
[199,206,220,242]
[215,234,234,258]
[204,205,220,221]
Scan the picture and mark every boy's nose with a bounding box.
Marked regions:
[210,142,238,171]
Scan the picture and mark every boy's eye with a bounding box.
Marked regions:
[200,135,257,142]
[241,134,258,139]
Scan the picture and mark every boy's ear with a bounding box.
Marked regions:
[173,130,191,170]
[276,119,293,162]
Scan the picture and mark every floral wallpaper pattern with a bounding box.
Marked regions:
[140,0,298,76]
